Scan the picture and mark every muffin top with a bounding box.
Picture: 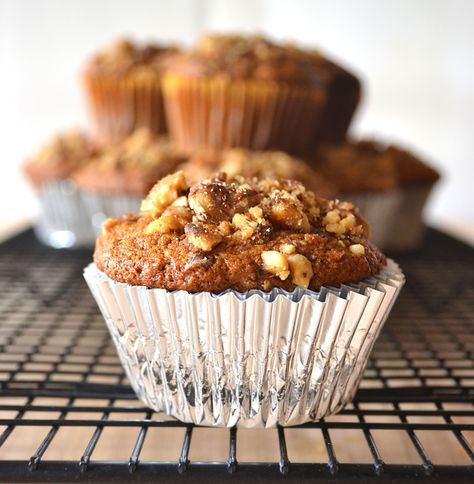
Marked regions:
[84,38,179,77]
[22,130,96,186]
[316,140,439,193]
[385,145,440,186]
[72,129,186,196]
[164,33,329,85]
[94,171,386,293]
[181,148,336,198]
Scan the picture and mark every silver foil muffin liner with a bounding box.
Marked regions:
[84,260,404,428]
[80,191,141,235]
[342,190,403,250]
[34,181,96,248]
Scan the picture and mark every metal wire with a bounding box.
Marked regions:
[0,228,473,482]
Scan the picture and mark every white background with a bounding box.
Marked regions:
[1,0,473,237]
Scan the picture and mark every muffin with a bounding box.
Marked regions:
[180,148,336,198]
[162,34,359,157]
[316,140,440,251]
[84,171,404,427]
[22,130,98,248]
[72,129,186,233]
[82,38,179,142]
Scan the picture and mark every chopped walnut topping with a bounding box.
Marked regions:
[287,254,314,288]
[232,213,258,240]
[280,243,296,255]
[172,196,188,207]
[349,243,365,255]
[261,251,290,280]
[141,171,188,217]
[185,223,223,252]
[267,191,311,232]
[144,206,192,234]
[188,177,260,224]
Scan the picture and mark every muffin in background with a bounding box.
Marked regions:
[181,148,336,198]
[82,38,179,142]
[84,171,404,427]
[72,129,186,233]
[316,140,440,251]
[22,130,98,248]
[162,34,359,157]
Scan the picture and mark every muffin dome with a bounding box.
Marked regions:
[94,171,386,293]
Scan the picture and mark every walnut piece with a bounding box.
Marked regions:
[349,243,365,255]
[261,251,290,280]
[144,206,192,234]
[185,223,223,252]
[232,213,257,240]
[140,171,187,217]
[188,178,260,224]
[287,254,314,288]
[267,192,311,232]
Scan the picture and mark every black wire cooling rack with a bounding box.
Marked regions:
[0,228,473,483]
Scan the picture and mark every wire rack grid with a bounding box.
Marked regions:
[0,228,473,482]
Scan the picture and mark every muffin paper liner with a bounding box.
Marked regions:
[162,75,326,157]
[83,74,167,142]
[80,191,141,235]
[383,184,435,252]
[34,181,96,248]
[84,260,404,428]
[342,190,403,250]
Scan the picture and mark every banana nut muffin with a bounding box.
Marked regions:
[72,129,186,196]
[83,38,180,141]
[22,130,97,186]
[94,171,386,293]
[181,148,336,198]
[162,33,359,156]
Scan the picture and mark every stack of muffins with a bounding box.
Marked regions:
[23,33,439,251]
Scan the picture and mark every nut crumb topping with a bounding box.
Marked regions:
[140,171,188,217]
[140,172,371,276]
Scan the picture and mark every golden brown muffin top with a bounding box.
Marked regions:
[316,140,440,193]
[94,171,386,293]
[72,129,186,196]
[22,130,97,186]
[181,148,336,199]
[164,33,329,85]
[84,38,179,77]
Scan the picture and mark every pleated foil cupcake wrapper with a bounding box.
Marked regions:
[342,190,403,250]
[83,74,167,142]
[80,191,141,235]
[34,181,96,248]
[162,75,326,157]
[84,260,404,428]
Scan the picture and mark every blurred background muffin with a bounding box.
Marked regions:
[22,130,99,248]
[315,140,440,250]
[162,33,359,157]
[72,129,186,233]
[82,38,179,142]
[181,148,336,198]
